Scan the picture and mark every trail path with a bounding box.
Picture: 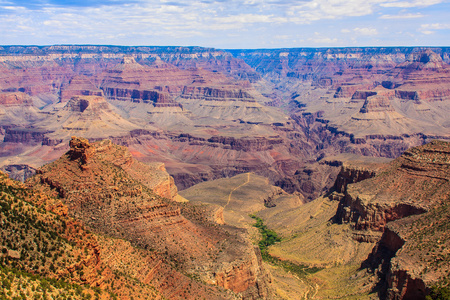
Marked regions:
[223,172,251,210]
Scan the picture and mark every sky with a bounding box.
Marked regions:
[0,0,449,49]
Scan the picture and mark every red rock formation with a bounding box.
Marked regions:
[0,92,33,106]
[334,83,375,98]
[387,50,450,102]
[335,140,449,232]
[27,137,271,298]
[332,161,384,194]
[60,75,103,102]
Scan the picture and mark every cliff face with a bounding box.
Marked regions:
[59,75,103,102]
[333,162,383,194]
[0,165,245,299]
[332,140,450,299]
[27,137,271,299]
[0,92,44,127]
[0,45,449,200]
[336,140,450,231]
[0,170,167,299]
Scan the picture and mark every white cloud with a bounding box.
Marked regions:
[213,14,275,24]
[419,23,450,34]
[309,37,339,44]
[380,13,424,19]
[274,35,289,39]
[342,27,378,36]
[0,0,448,47]
[353,27,379,35]
[381,0,443,7]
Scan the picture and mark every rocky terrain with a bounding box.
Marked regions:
[26,137,271,299]
[0,45,449,299]
[179,140,449,299]
[0,46,449,198]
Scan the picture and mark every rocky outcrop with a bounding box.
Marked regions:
[364,203,450,300]
[335,140,450,232]
[0,92,44,127]
[396,50,447,70]
[215,244,271,298]
[27,137,271,298]
[0,168,236,299]
[0,164,36,182]
[334,83,374,98]
[333,162,381,194]
[181,85,256,102]
[32,95,141,141]
[207,136,283,152]
[60,75,103,102]
[103,86,181,107]
[355,89,396,114]
[0,92,34,106]
[386,50,450,103]
[3,128,55,145]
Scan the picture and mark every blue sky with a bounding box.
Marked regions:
[0,0,449,48]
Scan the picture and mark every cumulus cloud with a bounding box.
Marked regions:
[0,0,448,47]
[353,27,378,35]
[381,0,443,8]
[419,23,450,34]
[341,27,378,36]
[380,13,424,19]
[309,37,338,44]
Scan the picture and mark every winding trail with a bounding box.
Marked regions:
[223,172,251,210]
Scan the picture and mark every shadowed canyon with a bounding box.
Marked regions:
[0,45,449,299]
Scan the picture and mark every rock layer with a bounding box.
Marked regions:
[27,137,271,298]
[335,140,450,231]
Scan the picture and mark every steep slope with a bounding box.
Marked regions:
[3,95,142,148]
[0,170,164,299]
[60,75,103,102]
[27,137,271,299]
[180,170,381,299]
[0,165,244,299]
[233,48,450,158]
[336,140,450,231]
[0,92,44,128]
[1,45,450,201]
[333,140,450,299]
[181,141,450,299]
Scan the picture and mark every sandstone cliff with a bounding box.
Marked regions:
[60,75,103,102]
[335,140,449,231]
[333,140,450,299]
[27,137,271,299]
[1,45,450,202]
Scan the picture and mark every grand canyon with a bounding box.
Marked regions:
[0,45,449,299]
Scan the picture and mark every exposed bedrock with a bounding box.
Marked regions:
[3,128,58,145]
[395,88,450,102]
[333,163,380,194]
[0,92,34,106]
[181,86,255,101]
[28,137,271,298]
[334,83,375,98]
[207,135,283,152]
[60,75,103,102]
[103,87,181,107]
[333,141,450,299]
[0,164,36,182]
[336,196,426,231]
[335,140,450,232]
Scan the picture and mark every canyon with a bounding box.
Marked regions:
[0,45,449,299]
